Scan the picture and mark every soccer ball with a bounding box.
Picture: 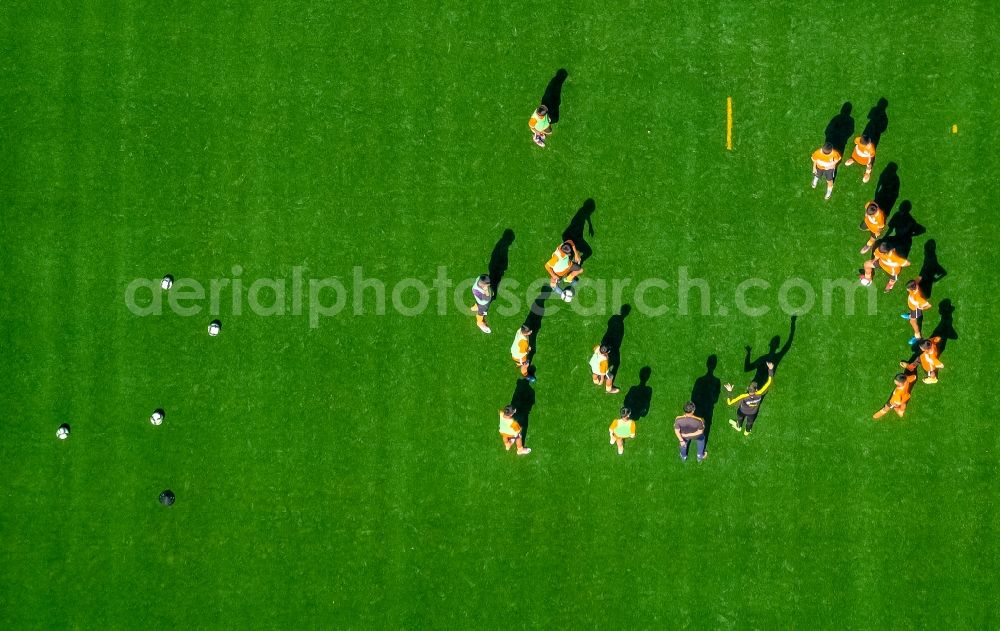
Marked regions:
[56,425,70,440]
[562,288,575,303]
[150,410,164,426]
[208,320,221,336]
[161,275,173,290]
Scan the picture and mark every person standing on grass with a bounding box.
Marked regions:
[811,142,842,200]
[902,337,944,384]
[873,372,917,419]
[511,325,535,382]
[544,239,583,299]
[861,241,910,291]
[470,274,493,333]
[902,278,932,345]
[608,407,635,456]
[859,201,886,254]
[498,406,531,455]
[529,105,553,147]
[843,134,877,183]
[673,402,707,463]
[589,344,620,394]
[724,361,774,437]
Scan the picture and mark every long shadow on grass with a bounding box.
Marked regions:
[918,239,947,299]
[873,161,900,215]
[862,97,889,147]
[562,198,596,263]
[691,355,722,445]
[884,200,926,259]
[623,366,653,421]
[540,68,568,124]
[745,315,797,386]
[600,304,631,381]
[488,229,515,295]
[825,102,855,156]
[509,378,536,446]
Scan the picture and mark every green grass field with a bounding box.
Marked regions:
[2,1,998,628]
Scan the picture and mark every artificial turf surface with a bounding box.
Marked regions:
[1,1,998,628]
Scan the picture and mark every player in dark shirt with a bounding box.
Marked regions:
[673,401,707,462]
[725,361,774,436]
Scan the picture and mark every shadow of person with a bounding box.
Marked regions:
[540,68,569,124]
[691,355,722,444]
[874,161,900,215]
[918,239,947,298]
[562,198,596,263]
[600,304,631,379]
[862,97,889,147]
[623,366,653,420]
[488,229,515,295]
[745,315,797,385]
[522,289,551,376]
[930,298,958,357]
[509,378,536,446]
[825,102,855,155]
[885,200,926,259]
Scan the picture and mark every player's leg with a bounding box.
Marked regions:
[872,405,890,419]
[592,372,603,385]
[825,169,835,200]
[811,168,819,189]
[884,272,897,292]
[679,440,689,461]
[604,373,620,394]
[502,434,514,451]
[863,162,873,183]
[861,259,876,284]
[894,403,906,418]
[908,311,922,343]
[729,411,744,431]
[696,435,707,462]
[616,438,624,455]
[743,413,757,435]
[515,435,530,455]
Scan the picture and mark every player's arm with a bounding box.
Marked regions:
[726,392,748,406]
[673,422,686,443]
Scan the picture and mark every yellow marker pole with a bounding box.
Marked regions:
[726,97,733,150]
[951,124,958,134]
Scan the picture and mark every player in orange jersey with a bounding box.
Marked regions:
[544,239,583,300]
[861,241,910,292]
[872,372,917,419]
[901,278,932,345]
[498,405,531,455]
[811,142,842,200]
[589,344,620,394]
[902,336,944,384]
[858,201,886,254]
[843,134,877,183]
[608,407,635,456]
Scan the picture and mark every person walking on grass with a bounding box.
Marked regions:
[844,134,877,183]
[608,407,635,456]
[724,361,774,437]
[811,142,842,200]
[861,241,910,292]
[470,274,492,333]
[858,201,886,254]
[902,337,944,384]
[674,402,707,463]
[902,278,932,345]
[511,325,535,382]
[498,406,531,455]
[589,344,620,394]
[529,105,553,147]
[873,371,917,419]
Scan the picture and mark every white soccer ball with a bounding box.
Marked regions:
[562,288,575,303]
[161,276,173,290]
[56,426,70,440]
[150,410,164,426]
[208,321,221,336]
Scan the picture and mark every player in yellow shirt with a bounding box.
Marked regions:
[528,105,552,148]
[811,142,843,200]
[498,406,531,455]
[510,325,535,382]
[589,344,620,394]
[544,239,583,300]
[608,407,635,455]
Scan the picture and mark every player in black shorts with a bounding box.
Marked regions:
[724,361,774,436]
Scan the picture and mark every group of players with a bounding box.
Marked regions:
[810,126,946,421]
